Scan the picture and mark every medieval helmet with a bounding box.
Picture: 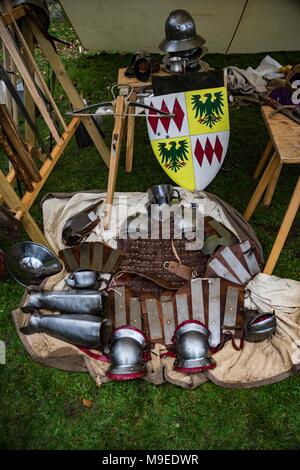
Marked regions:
[159,10,205,53]
[173,320,215,374]
[244,310,277,343]
[106,326,147,380]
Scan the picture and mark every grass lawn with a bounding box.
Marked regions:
[0,20,300,450]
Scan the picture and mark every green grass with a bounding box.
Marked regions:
[0,19,300,450]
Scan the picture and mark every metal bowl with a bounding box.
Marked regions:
[6,242,62,287]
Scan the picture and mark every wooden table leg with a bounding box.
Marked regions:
[253,140,273,180]
[263,154,282,207]
[244,152,278,221]
[104,95,125,229]
[125,91,136,173]
[264,176,300,275]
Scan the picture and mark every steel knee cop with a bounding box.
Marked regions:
[107,326,147,380]
[173,320,215,374]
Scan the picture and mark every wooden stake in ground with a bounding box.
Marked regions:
[27,17,110,167]
[0,15,63,145]
[0,125,33,191]
[0,104,41,182]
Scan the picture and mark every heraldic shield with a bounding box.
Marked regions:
[145,71,230,191]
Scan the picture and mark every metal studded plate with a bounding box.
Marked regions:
[208,278,221,347]
[208,258,240,284]
[103,249,122,273]
[240,240,260,277]
[91,243,103,271]
[191,278,205,322]
[220,247,251,285]
[60,248,79,272]
[114,286,127,327]
[80,243,90,269]
[175,293,190,324]
[129,297,142,330]
[223,286,239,331]
[146,298,163,340]
[161,302,176,345]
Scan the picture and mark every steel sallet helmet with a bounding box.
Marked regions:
[244,310,277,343]
[159,9,205,53]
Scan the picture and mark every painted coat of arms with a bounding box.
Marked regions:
[146,74,230,191]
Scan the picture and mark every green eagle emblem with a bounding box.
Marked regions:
[158,140,189,172]
[191,91,224,128]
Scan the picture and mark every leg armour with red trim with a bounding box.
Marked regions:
[173,320,216,374]
[107,326,147,380]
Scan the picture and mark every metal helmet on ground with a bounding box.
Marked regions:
[244,310,276,343]
[173,320,215,374]
[159,10,205,53]
[107,326,147,380]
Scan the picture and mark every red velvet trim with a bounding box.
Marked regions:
[113,324,147,340]
[106,370,146,381]
[210,345,221,354]
[252,314,273,324]
[143,351,152,362]
[174,362,216,374]
[78,347,110,362]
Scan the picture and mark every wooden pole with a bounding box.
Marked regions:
[0,167,50,246]
[21,117,80,210]
[27,17,110,167]
[104,95,126,228]
[22,19,35,148]
[9,11,67,131]
[125,91,136,173]
[0,16,62,145]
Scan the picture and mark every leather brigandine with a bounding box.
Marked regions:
[108,274,245,348]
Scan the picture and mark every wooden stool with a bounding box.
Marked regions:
[244,106,300,274]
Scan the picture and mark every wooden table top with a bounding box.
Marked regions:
[261,106,300,164]
[117,67,169,88]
